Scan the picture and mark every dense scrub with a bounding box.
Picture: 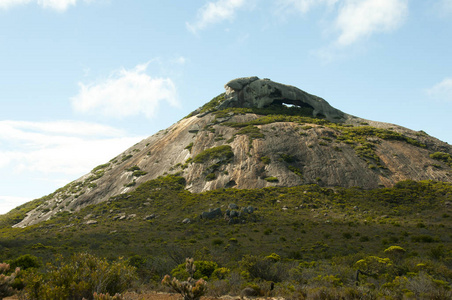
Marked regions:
[0,176,451,298]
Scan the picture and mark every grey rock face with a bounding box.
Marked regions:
[222,77,345,122]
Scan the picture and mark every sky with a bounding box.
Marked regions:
[1,0,452,214]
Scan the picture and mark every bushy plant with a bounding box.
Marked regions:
[162,258,207,300]
[0,263,20,298]
[93,292,123,300]
[22,253,136,300]
[171,260,218,280]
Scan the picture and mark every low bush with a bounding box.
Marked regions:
[21,253,136,300]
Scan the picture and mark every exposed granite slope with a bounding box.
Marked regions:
[13,78,452,227]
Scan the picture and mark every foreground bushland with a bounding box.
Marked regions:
[0,177,451,298]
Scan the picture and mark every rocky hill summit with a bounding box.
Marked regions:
[13,77,452,227]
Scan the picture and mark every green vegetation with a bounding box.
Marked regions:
[92,163,110,173]
[288,166,303,178]
[430,152,452,167]
[0,176,451,298]
[260,156,271,164]
[192,145,234,164]
[185,142,194,153]
[20,253,136,299]
[0,262,20,298]
[132,170,147,177]
[162,258,207,300]
[126,165,140,172]
[197,93,226,115]
[121,154,133,162]
[235,125,265,140]
[264,177,279,182]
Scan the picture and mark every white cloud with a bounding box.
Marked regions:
[0,120,144,174]
[277,0,407,48]
[334,0,408,46]
[0,0,92,11]
[71,62,179,119]
[187,0,247,33]
[37,0,76,11]
[277,0,338,14]
[426,78,452,101]
[0,196,32,215]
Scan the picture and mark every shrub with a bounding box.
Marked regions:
[162,258,207,300]
[22,253,136,300]
[411,235,437,243]
[236,125,265,139]
[206,173,216,181]
[0,263,20,298]
[193,145,234,164]
[211,267,230,280]
[260,156,271,164]
[171,260,218,280]
[264,177,278,183]
[185,142,194,153]
[8,254,41,271]
[430,152,452,167]
[93,292,123,300]
[239,255,286,282]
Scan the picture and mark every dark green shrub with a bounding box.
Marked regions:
[430,152,452,167]
[411,235,437,243]
[171,260,218,280]
[185,143,194,153]
[260,156,271,164]
[8,254,41,271]
[206,173,216,181]
[193,145,234,164]
[264,177,278,183]
[236,125,265,139]
[22,253,136,300]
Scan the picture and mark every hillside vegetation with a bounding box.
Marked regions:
[0,177,451,298]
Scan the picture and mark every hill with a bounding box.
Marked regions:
[1,77,452,298]
[10,76,452,228]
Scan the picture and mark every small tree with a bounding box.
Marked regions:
[162,258,207,300]
[0,263,20,299]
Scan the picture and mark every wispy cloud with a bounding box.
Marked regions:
[426,77,452,101]
[71,62,179,119]
[186,0,247,33]
[277,0,408,62]
[334,0,408,47]
[0,0,93,11]
[0,120,143,174]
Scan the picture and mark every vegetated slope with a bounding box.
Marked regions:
[0,177,451,265]
[9,77,452,228]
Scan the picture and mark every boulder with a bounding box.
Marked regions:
[229,203,239,210]
[144,214,156,220]
[200,207,222,219]
[221,77,345,122]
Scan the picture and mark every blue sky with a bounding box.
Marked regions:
[1,0,451,214]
